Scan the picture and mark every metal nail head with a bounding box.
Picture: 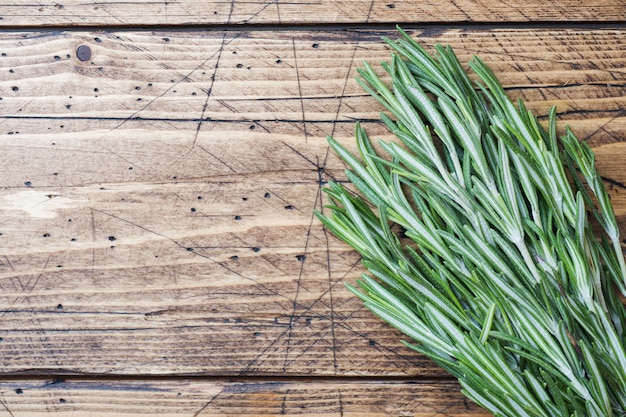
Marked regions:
[76,45,91,62]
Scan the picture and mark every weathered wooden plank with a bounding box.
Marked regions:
[0,0,624,26]
[0,378,490,416]
[1,28,626,377]
[1,30,625,130]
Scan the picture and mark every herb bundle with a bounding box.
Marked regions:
[316,28,626,416]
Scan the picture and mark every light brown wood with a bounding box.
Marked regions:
[0,0,625,27]
[1,25,626,416]
[0,378,490,416]
[1,29,626,381]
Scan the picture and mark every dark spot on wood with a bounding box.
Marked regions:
[65,104,71,109]
[234,215,241,220]
[249,124,255,130]
[312,43,319,48]
[135,86,141,90]
[264,192,271,198]
[369,340,376,346]
[190,207,196,212]
[276,59,282,64]
[236,63,243,68]
[59,399,66,404]
[43,233,50,238]
[242,197,248,201]
[285,205,294,210]
[24,181,32,187]
[11,86,18,91]
[230,255,239,261]
[187,247,194,252]
[57,304,63,309]
[70,238,77,242]
[162,37,170,42]
[296,254,306,261]
[15,389,22,394]
[94,37,101,43]
[54,55,61,60]
[76,45,91,62]
[387,3,396,8]
[108,236,116,242]
[252,247,260,252]
[9,69,14,73]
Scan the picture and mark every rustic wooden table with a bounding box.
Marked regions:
[0,1,625,415]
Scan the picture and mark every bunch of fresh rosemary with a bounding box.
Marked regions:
[317,28,626,416]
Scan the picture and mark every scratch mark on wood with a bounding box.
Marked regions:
[365,0,376,24]
[243,1,275,23]
[282,178,320,371]
[292,38,308,143]
[282,141,317,168]
[99,33,239,140]
[0,400,16,417]
[192,387,224,417]
[197,145,237,174]
[338,389,345,416]
[330,33,360,139]
[91,208,297,307]
[324,218,338,372]
[190,32,228,150]
[241,257,361,374]
[280,388,290,414]
[226,0,235,24]
[275,0,282,24]
[448,0,472,20]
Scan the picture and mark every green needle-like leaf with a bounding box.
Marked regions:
[316,27,626,417]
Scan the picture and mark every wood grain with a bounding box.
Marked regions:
[0,0,625,26]
[0,378,490,416]
[1,28,626,379]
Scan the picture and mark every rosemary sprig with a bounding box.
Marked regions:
[316,27,626,416]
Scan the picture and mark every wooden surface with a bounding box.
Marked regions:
[0,1,625,416]
[1,1,626,26]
